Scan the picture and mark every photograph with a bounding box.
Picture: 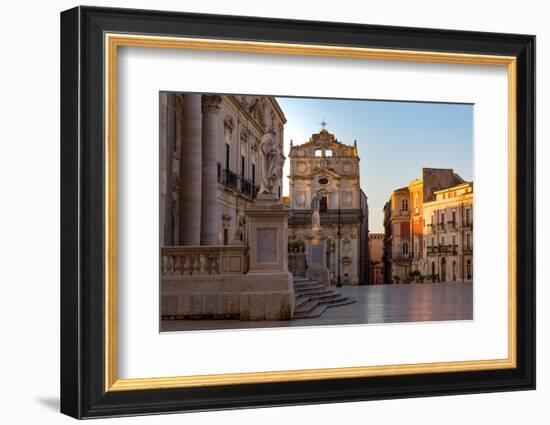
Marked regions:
[160,93,474,332]
[56,4,536,419]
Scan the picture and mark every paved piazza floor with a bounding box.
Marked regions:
[160,282,473,332]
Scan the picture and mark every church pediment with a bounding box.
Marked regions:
[289,128,358,159]
[311,167,341,179]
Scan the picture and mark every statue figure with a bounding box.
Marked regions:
[311,191,324,230]
[259,130,284,195]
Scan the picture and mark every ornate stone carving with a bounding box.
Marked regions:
[201,95,222,114]
[259,129,284,195]
[224,115,235,133]
[342,191,353,207]
[296,191,307,207]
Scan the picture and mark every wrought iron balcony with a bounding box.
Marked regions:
[240,179,259,198]
[427,246,438,255]
[221,168,238,189]
[217,163,259,198]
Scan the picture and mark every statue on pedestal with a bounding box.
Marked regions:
[259,129,284,196]
[310,191,323,230]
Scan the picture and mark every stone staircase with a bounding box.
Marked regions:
[293,277,355,319]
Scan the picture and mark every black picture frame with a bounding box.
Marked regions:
[61,5,536,419]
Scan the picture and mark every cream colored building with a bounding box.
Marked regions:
[422,182,474,282]
[287,128,369,285]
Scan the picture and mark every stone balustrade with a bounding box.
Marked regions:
[161,245,248,276]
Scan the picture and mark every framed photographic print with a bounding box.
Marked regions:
[60,6,535,419]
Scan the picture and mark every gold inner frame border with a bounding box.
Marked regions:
[104,33,517,392]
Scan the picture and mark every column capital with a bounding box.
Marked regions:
[202,95,222,114]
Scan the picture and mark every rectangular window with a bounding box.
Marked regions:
[224,143,230,170]
[251,163,256,187]
[320,196,328,211]
[240,155,245,179]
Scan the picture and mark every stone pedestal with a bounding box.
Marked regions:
[306,226,331,286]
[241,193,295,320]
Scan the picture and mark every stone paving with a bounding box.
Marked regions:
[160,282,473,332]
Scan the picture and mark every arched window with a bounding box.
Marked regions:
[431,261,436,275]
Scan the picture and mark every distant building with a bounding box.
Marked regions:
[423,181,473,282]
[383,168,472,283]
[368,233,384,284]
[287,128,368,285]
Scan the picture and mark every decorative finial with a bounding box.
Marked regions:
[319,118,329,129]
[290,139,293,147]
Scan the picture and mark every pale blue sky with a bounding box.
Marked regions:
[276,97,473,233]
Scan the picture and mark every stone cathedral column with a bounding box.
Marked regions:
[162,92,176,246]
[200,95,222,245]
[178,94,202,245]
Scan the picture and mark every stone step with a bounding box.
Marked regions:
[294,304,328,319]
[296,290,339,302]
[295,288,332,297]
[294,299,320,314]
[294,290,339,305]
[293,277,311,282]
[292,276,356,319]
[294,283,325,291]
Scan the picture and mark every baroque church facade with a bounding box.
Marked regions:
[287,128,369,285]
